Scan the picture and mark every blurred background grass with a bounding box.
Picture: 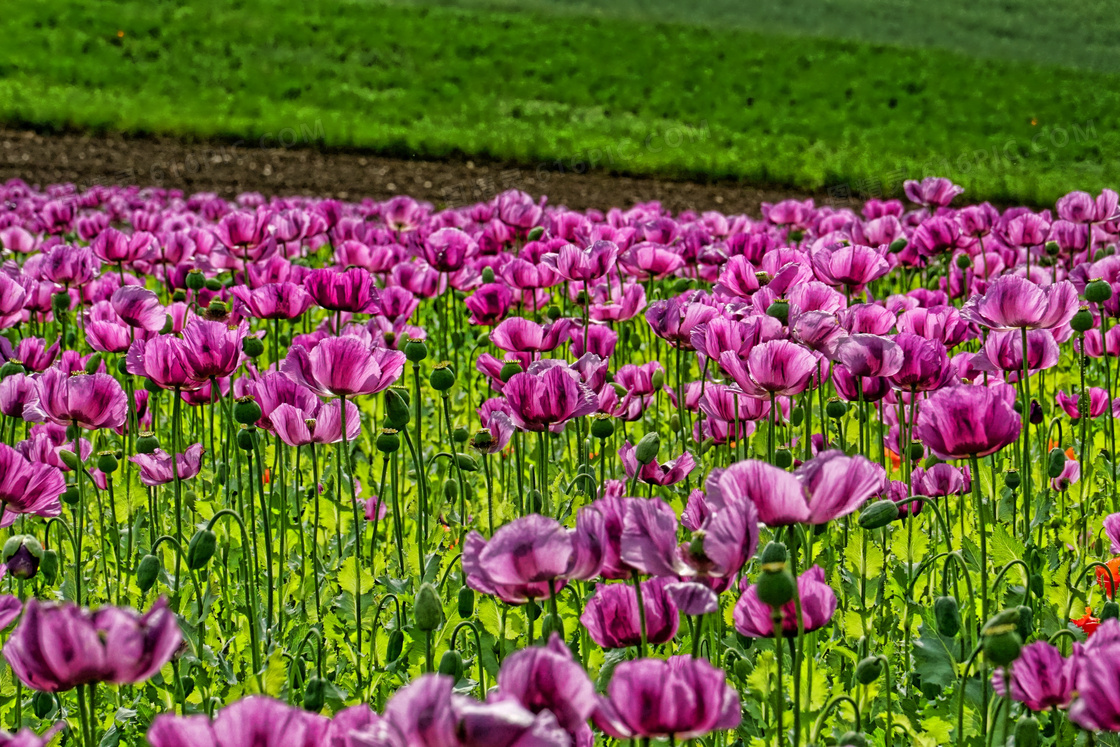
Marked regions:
[0,0,1116,204]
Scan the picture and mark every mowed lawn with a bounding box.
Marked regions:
[1,0,1117,204]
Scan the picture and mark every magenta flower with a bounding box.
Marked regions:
[904,177,964,207]
[85,318,132,354]
[497,632,597,742]
[181,319,248,382]
[269,400,361,447]
[991,640,1078,713]
[423,227,476,272]
[464,283,513,326]
[887,333,952,391]
[2,338,60,373]
[980,328,1060,375]
[835,334,904,378]
[1057,189,1119,224]
[0,443,65,521]
[581,577,681,648]
[962,276,1078,330]
[230,282,314,320]
[490,318,573,355]
[710,452,884,526]
[130,443,204,486]
[282,337,406,398]
[915,384,1021,460]
[463,513,601,604]
[1069,619,1120,730]
[619,441,696,486]
[645,294,719,348]
[810,243,889,291]
[719,340,817,397]
[30,367,127,431]
[502,365,597,432]
[214,210,271,255]
[896,305,972,348]
[148,695,329,747]
[734,565,837,637]
[0,374,39,420]
[593,656,741,739]
[42,244,98,288]
[0,725,64,747]
[110,285,166,332]
[4,598,181,692]
[913,463,971,497]
[1056,387,1111,419]
[620,242,685,279]
[304,266,381,314]
[543,240,619,282]
[126,335,203,390]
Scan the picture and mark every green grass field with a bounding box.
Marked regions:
[1,0,1117,204]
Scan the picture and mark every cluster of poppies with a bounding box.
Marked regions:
[0,175,1118,745]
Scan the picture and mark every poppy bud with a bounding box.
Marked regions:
[32,692,55,720]
[1013,717,1040,747]
[444,479,459,501]
[0,361,22,378]
[481,266,496,283]
[1047,447,1066,479]
[458,587,475,618]
[889,238,908,253]
[651,369,665,390]
[386,630,405,662]
[669,414,681,434]
[204,277,223,292]
[788,229,804,243]
[1016,604,1034,639]
[384,388,410,430]
[635,433,660,465]
[404,338,428,363]
[187,530,217,570]
[590,414,615,439]
[1045,240,1061,256]
[2,535,42,580]
[237,427,258,451]
[855,656,883,685]
[981,609,1022,667]
[1071,307,1095,332]
[233,396,262,425]
[1029,400,1044,425]
[540,612,564,639]
[826,399,848,419]
[529,490,544,513]
[97,451,119,474]
[136,432,160,454]
[137,554,161,592]
[672,278,691,293]
[82,353,102,375]
[858,500,899,530]
[455,453,479,472]
[429,363,456,392]
[241,336,264,358]
[766,300,789,325]
[527,226,545,242]
[414,582,443,631]
[453,427,469,444]
[773,448,793,469]
[40,549,59,585]
[1101,601,1120,621]
[58,450,79,470]
[51,291,71,313]
[438,650,464,681]
[144,377,163,394]
[934,596,961,637]
[790,407,804,427]
[303,677,327,712]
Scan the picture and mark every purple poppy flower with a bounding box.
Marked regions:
[110,285,167,332]
[130,443,204,486]
[542,240,619,282]
[304,267,381,314]
[897,304,972,348]
[620,242,685,279]
[962,276,1078,330]
[915,384,1021,460]
[618,441,696,486]
[214,210,271,255]
[230,282,315,320]
[497,632,597,741]
[126,335,204,391]
[5,598,181,692]
[734,565,837,637]
[423,227,476,272]
[463,514,600,604]
[645,294,719,348]
[0,443,64,522]
[42,244,99,288]
[282,337,406,398]
[181,319,248,382]
[148,695,329,747]
[720,339,818,398]
[29,367,127,431]
[471,411,515,455]
[0,374,40,420]
[85,318,132,354]
[835,334,904,378]
[465,283,514,326]
[1056,387,1111,419]
[1105,514,1120,554]
[490,317,573,354]
[581,577,681,648]
[980,328,1060,375]
[912,463,971,497]
[1058,189,1119,224]
[593,656,741,739]
[887,333,952,391]
[810,243,890,291]
[1068,619,1120,730]
[904,177,964,207]
[0,724,64,747]
[502,365,597,432]
[992,642,1079,713]
[269,400,361,447]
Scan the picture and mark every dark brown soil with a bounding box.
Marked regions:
[0,128,823,215]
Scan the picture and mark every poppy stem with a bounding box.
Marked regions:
[631,570,648,658]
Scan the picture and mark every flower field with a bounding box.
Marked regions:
[0,175,1116,746]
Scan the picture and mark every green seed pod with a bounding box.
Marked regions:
[858,500,900,530]
[204,277,223,292]
[237,427,257,451]
[303,677,327,712]
[414,582,443,631]
[51,291,72,313]
[1047,447,1066,479]
[1087,279,1113,303]
[650,369,665,391]
[934,596,962,638]
[981,609,1023,666]
[825,399,848,419]
[1045,240,1061,256]
[546,305,562,321]
[438,650,465,681]
[137,554,161,592]
[481,266,496,284]
[907,443,925,460]
[233,396,263,425]
[185,269,206,290]
[1013,716,1040,747]
[387,630,405,662]
[1070,307,1095,333]
[955,254,972,270]
[765,300,789,325]
[207,298,228,318]
[187,530,217,571]
[58,449,79,470]
[241,336,264,358]
[404,338,428,363]
[96,451,119,474]
[32,691,56,720]
[756,568,796,609]
[40,548,59,585]
[171,289,187,303]
[527,226,545,242]
[453,427,470,444]
[384,389,411,430]
[499,362,522,382]
[377,429,401,454]
[1003,470,1021,490]
[457,586,475,618]
[669,414,681,434]
[760,541,788,565]
[590,414,615,440]
[430,363,456,392]
[774,448,793,469]
[854,656,883,685]
[1016,604,1035,640]
[1101,601,1120,621]
[136,432,160,455]
[60,486,79,506]
[635,433,661,465]
[0,361,23,378]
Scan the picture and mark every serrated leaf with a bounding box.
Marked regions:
[912,621,957,688]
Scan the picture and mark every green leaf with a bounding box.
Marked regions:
[912,621,957,689]
[989,524,1024,570]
